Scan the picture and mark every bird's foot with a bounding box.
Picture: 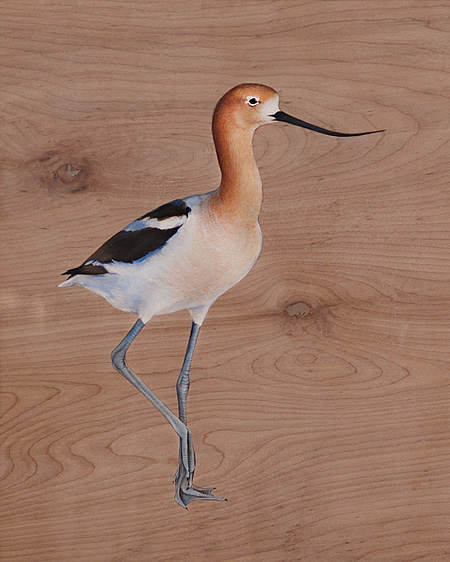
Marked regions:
[173,460,226,508]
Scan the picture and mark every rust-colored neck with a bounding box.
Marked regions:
[211,107,262,223]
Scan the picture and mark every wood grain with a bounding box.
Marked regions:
[1,1,450,560]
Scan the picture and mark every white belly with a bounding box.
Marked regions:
[67,196,262,323]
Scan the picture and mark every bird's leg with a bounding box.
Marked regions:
[111,319,195,486]
[175,321,199,486]
[173,321,226,507]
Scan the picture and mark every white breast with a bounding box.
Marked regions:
[64,193,262,324]
[105,193,261,321]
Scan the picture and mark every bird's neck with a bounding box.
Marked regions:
[211,116,262,224]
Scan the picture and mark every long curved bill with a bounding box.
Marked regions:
[272,111,384,137]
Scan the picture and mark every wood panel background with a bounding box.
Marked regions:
[1,1,450,560]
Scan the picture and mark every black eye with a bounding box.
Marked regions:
[247,97,259,107]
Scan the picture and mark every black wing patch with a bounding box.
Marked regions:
[138,199,191,221]
[62,199,191,278]
[64,262,109,276]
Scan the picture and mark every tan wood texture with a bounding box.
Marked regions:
[1,1,450,560]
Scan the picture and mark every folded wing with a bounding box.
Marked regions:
[62,199,191,278]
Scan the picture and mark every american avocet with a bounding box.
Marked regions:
[60,84,382,507]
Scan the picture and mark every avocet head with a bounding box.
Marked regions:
[214,83,383,137]
[213,84,281,130]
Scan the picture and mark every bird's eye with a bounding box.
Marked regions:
[246,96,260,107]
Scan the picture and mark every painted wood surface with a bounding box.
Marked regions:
[1,1,450,560]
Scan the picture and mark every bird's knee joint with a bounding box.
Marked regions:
[111,345,125,369]
[176,375,190,392]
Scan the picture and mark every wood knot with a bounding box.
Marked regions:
[48,157,90,193]
[53,163,83,184]
[286,301,312,318]
[30,151,93,196]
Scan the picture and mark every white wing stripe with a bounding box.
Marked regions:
[124,215,187,232]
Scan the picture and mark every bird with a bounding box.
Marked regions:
[59,83,382,508]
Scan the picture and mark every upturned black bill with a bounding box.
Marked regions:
[272,111,384,137]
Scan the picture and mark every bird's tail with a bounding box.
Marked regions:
[58,278,76,288]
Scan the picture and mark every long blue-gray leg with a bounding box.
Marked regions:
[176,321,200,425]
[111,319,194,489]
[173,321,226,507]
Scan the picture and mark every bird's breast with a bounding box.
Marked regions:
[179,204,262,296]
[103,194,263,320]
[139,198,262,314]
